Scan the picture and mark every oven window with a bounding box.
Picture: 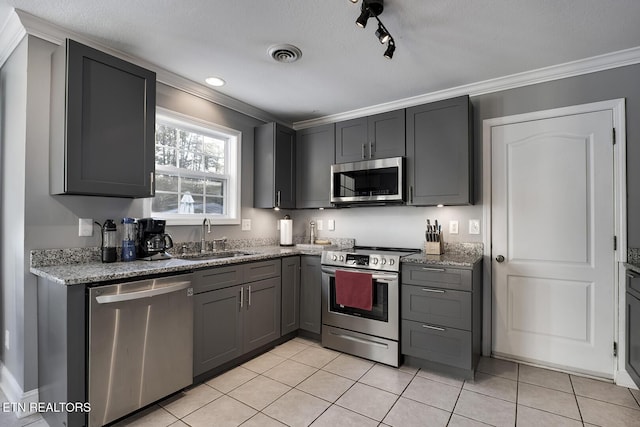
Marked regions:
[328,277,388,322]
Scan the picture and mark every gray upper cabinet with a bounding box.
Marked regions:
[50,39,156,198]
[254,122,296,209]
[406,95,473,206]
[335,109,405,163]
[296,124,335,208]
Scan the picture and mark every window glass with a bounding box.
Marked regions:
[148,109,241,225]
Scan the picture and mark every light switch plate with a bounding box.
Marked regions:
[317,220,323,231]
[449,220,459,234]
[469,219,480,235]
[328,219,335,231]
[79,218,93,236]
[241,218,251,231]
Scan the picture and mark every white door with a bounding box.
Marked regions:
[491,109,615,378]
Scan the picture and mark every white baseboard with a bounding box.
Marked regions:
[0,363,39,418]
[615,369,640,390]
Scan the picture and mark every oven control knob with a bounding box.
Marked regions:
[339,255,345,262]
[381,258,387,265]
[332,255,338,261]
[389,259,395,265]
[372,257,379,265]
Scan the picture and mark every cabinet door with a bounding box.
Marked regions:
[254,123,296,208]
[52,39,156,197]
[193,286,243,376]
[296,124,335,208]
[244,277,282,353]
[368,109,405,159]
[627,270,640,387]
[406,96,473,206]
[299,256,322,334]
[335,117,368,163]
[281,257,300,335]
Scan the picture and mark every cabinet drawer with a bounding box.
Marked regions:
[627,290,640,387]
[244,259,281,283]
[402,264,472,291]
[193,265,243,294]
[402,284,471,330]
[401,319,471,370]
[627,269,640,299]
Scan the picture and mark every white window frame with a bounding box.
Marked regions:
[144,107,242,225]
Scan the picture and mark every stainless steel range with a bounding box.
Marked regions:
[320,246,419,367]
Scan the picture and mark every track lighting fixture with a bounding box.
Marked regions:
[350,0,397,59]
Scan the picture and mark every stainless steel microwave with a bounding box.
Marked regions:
[330,157,405,205]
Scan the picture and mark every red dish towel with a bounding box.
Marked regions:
[335,270,373,311]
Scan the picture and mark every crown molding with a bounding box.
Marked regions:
[0,10,26,68]
[1,9,287,126]
[293,45,640,130]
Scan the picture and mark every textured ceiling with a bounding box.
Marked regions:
[1,0,639,124]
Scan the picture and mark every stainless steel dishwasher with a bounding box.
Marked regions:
[88,274,194,427]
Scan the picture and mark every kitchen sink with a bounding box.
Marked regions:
[177,251,253,261]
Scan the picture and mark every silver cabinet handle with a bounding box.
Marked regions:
[149,171,155,196]
[240,287,244,309]
[409,186,413,204]
[95,281,191,304]
[276,191,281,208]
[422,324,446,332]
[421,288,445,293]
[421,267,446,272]
[369,141,373,158]
[362,143,366,159]
[627,271,639,279]
[248,285,252,307]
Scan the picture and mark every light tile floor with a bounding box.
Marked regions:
[2,337,639,426]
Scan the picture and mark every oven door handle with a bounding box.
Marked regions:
[321,267,398,281]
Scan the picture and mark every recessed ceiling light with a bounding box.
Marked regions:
[205,77,225,87]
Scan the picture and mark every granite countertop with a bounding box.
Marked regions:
[401,251,483,268]
[626,248,640,275]
[30,245,329,286]
[31,241,485,286]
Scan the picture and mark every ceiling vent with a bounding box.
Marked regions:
[268,44,302,63]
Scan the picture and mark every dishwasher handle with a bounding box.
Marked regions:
[95,281,192,304]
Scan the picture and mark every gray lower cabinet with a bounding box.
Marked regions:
[401,262,482,377]
[335,109,405,163]
[406,95,473,206]
[626,269,640,387]
[254,122,296,209]
[296,124,335,208]
[50,39,156,197]
[299,255,322,334]
[281,256,301,335]
[193,260,281,377]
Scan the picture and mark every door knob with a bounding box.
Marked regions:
[495,255,505,263]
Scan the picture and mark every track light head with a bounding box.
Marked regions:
[355,8,370,28]
[375,24,390,44]
[384,40,395,59]
[349,0,359,3]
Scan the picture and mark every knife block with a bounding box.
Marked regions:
[425,239,444,255]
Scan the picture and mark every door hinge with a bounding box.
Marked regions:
[613,341,618,357]
[613,128,616,145]
[614,235,617,251]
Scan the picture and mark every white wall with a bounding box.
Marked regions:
[1,37,28,391]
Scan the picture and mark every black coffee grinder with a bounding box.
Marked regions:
[136,218,174,260]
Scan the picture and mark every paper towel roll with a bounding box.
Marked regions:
[280,219,293,246]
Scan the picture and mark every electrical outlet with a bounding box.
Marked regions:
[327,219,335,231]
[241,218,252,231]
[5,330,9,350]
[79,218,94,236]
[449,220,459,234]
[317,220,323,231]
[469,219,480,235]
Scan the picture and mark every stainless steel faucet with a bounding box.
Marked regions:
[201,218,212,253]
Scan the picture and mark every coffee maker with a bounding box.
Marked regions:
[136,218,174,260]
